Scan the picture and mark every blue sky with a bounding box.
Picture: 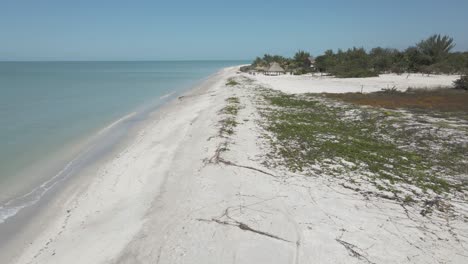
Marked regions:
[1,0,467,61]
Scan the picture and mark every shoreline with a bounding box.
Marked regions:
[3,67,466,264]
[0,89,177,224]
[0,66,240,263]
[0,63,225,223]
[0,60,242,208]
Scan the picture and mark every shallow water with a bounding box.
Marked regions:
[0,61,243,222]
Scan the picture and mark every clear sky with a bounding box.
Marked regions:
[1,0,467,61]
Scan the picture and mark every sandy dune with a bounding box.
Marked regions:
[8,67,467,264]
[246,73,460,94]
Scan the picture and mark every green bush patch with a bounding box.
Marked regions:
[226,78,240,86]
[258,90,467,195]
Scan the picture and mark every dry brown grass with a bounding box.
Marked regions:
[325,88,468,112]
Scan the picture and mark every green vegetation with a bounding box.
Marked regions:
[252,54,289,68]
[454,75,468,90]
[219,97,241,136]
[244,34,468,77]
[417,34,455,63]
[316,35,466,76]
[292,50,313,74]
[248,51,314,75]
[226,78,240,86]
[257,89,467,195]
[219,118,238,136]
[316,48,377,77]
[403,195,415,204]
[226,96,240,104]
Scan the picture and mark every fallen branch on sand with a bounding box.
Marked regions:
[199,218,292,243]
[218,158,278,178]
[206,142,278,178]
[197,208,291,243]
[336,238,376,264]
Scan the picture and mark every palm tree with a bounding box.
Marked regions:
[417,34,455,63]
[293,50,311,68]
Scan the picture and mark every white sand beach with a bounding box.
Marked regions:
[247,73,460,93]
[4,67,467,264]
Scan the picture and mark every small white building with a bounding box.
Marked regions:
[308,56,316,69]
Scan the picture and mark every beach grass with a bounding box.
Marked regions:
[219,96,241,136]
[256,88,468,199]
[226,78,240,87]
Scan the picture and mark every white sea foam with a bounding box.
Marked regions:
[159,91,175,99]
[97,112,137,136]
[0,149,87,223]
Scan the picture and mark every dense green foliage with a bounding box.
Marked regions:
[417,35,455,63]
[454,75,468,90]
[247,34,468,78]
[250,51,314,75]
[315,48,377,77]
[316,34,466,77]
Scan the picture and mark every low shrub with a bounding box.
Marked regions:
[453,75,468,90]
[226,78,239,86]
[332,68,378,78]
[240,65,252,72]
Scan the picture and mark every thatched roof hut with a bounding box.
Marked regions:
[266,62,285,75]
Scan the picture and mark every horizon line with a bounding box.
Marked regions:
[0,59,250,63]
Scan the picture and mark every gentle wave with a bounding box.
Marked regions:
[159,91,175,99]
[0,112,137,224]
[0,61,243,224]
[97,112,137,136]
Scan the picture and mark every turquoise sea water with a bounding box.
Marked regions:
[0,61,243,222]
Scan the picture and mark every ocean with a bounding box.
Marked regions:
[0,61,244,223]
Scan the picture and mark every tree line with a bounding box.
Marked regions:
[246,34,468,78]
